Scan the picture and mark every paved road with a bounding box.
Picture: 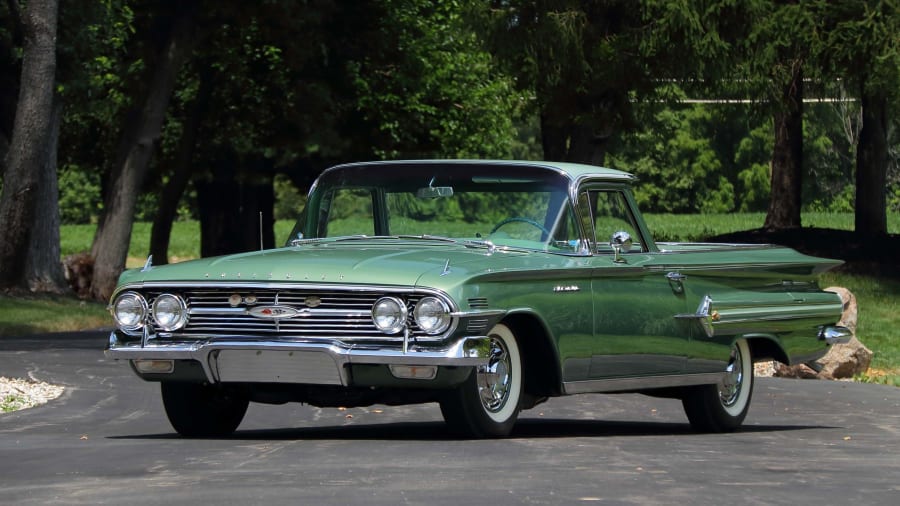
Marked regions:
[1,331,899,505]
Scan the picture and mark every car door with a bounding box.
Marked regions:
[581,187,692,378]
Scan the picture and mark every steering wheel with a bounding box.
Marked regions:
[490,217,552,237]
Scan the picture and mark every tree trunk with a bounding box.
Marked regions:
[197,157,276,258]
[0,0,59,290]
[539,112,568,162]
[855,90,888,237]
[149,68,212,266]
[764,62,803,231]
[89,3,197,301]
[566,123,607,166]
[24,95,67,292]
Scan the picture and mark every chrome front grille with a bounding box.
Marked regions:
[142,288,431,340]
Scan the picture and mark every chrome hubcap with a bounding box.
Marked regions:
[718,344,744,407]
[477,337,512,412]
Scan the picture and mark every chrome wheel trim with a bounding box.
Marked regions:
[478,338,511,412]
[718,339,751,417]
[475,324,521,423]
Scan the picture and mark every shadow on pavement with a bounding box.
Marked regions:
[0,330,109,351]
[109,418,832,442]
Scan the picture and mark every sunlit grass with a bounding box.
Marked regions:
[0,294,110,337]
[818,272,900,387]
[644,212,900,242]
[60,212,900,261]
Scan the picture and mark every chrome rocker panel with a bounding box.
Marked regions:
[105,332,492,386]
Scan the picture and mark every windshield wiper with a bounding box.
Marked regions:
[290,235,374,246]
[289,237,326,247]
[296,235,461,245]
[461,239,498,253]
[395,234,459,244]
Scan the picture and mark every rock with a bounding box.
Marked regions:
[816,287,871,379]
[816,335,873,380]
[824,286,858,334]
[769,286,871,380]
[63,253,94,299]
[773,362,820,379]
[754,361,777,377]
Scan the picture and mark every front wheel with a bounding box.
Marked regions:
[682,338,753,433]
[161,382,249,437]
[440,323,523,438]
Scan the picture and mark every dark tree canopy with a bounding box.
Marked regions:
[0,0,897,297]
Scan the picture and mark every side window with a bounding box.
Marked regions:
[583,190,644,253]
[317,188,375,237]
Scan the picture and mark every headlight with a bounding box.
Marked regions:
[112,291,148,331]
[151,293,189,331]
[414,296,451,335]
[372,297,407,334]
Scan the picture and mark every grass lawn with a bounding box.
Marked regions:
[0,293,110,337]
[818,272,900,386]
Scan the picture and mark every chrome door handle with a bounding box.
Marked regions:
[666,272,687,282]
[666,272,687,294]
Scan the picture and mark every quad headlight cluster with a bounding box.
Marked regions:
[371,296,452,335]
[111,291,188,333]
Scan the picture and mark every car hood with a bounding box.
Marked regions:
[117,240,538,290]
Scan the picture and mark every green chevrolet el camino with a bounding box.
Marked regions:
[106,160,851,438]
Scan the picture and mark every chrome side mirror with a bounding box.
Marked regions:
[610,231,632,263]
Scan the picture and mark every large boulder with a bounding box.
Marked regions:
[762,286,872,380]
[813,286,872,380]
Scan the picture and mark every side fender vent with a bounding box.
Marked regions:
[467,319,490,333]
[468,297,489,309]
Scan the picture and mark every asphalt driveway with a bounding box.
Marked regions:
[1,331,898,505]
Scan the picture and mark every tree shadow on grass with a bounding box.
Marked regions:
[709,228,900,281]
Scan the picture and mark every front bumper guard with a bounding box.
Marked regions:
[105,332,492,386]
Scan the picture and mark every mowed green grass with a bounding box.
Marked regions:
[0,294,110,337]
[818,272,900,386]
[644,211,900,242]
[59,212,900,261]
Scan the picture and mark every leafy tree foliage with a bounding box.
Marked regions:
[349,0,520,159]
[479,0,655,164]
[813,0,900,236]
[4,0,900,297]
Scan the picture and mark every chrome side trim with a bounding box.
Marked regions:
[563,373,725,395]
[106,332,491,386]
[449,309,506,318]
[675,295,715,337]
[675,294,842,338]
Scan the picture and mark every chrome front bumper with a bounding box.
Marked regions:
[105,332,491,386]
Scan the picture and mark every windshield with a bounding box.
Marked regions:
[289,163,583,253]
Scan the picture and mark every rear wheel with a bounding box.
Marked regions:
[440,323,522,438]
[682,338,753,433]
[161,382,248,437]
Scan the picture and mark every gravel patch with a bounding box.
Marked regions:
[1,376,64,413]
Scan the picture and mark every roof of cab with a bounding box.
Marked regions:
[330,159,636,182]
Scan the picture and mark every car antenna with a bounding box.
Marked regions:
[259,211,264,251]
